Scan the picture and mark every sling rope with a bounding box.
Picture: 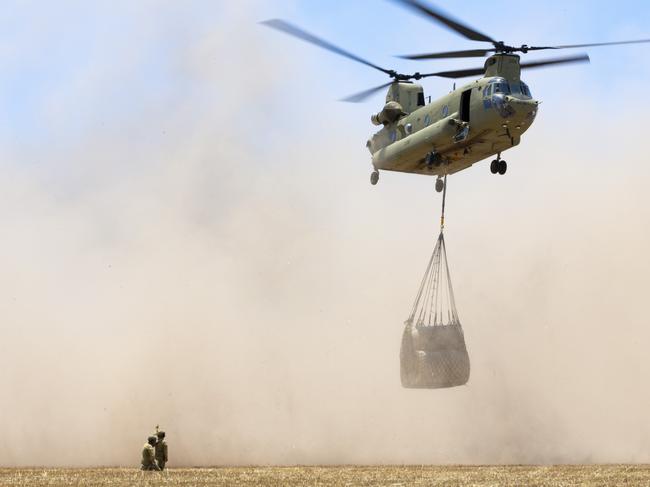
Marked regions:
[407,175,459,326]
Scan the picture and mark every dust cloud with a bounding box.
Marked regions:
[1,1,650,467]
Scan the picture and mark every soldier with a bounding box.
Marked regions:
[155,430,168,470]
[141,436,160,471]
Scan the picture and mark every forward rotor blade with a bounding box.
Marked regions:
[419,67,485,79]
[418,53,591,79]
[341,82,394,103]
[390,0,495,43]
[528,38,650,51]
[398,48,494,60]
[261,19,394,77]
[519,53,590,70]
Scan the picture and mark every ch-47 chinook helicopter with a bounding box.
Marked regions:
[263,0,650,191]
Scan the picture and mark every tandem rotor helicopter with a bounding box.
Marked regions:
[263,0,650,191]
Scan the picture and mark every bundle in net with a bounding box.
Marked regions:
[400,230,470,389]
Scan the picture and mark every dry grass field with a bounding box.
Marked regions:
[1,465,649,486]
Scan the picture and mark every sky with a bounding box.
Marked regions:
[1,0,650,467]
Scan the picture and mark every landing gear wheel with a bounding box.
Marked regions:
[490,159,499,174]
[498,160,507,175]
[370,170,379,186]
[435,178,444,193]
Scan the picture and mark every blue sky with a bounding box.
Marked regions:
[271,0,650,102]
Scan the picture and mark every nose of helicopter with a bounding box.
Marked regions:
[505,96,539,126]
[505,96,538,110]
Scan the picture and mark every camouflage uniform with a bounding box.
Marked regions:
[141,439,160,471]
[155,436,168,470]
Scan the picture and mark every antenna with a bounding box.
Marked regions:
[453,82,456,91]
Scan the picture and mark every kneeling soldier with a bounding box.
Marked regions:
[141,436,160,471]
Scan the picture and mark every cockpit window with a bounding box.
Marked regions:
[520,82,532,98]
[493,81,510,94]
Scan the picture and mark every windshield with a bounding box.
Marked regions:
[492,80,510,94]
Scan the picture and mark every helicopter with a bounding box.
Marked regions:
[263,0,650,191]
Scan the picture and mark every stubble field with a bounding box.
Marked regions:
[1,465,649,486]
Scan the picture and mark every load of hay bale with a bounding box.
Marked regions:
[400,232,470,389]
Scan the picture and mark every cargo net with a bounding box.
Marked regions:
[400,178,470,389]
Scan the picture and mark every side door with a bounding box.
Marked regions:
[459,89,471,123]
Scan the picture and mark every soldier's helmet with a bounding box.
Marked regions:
[156,431,166,439]
[148,436,157,445]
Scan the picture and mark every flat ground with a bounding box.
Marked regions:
[1,466,649,486]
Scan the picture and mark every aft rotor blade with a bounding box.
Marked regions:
[527,38,650,51]
[519,53,590,70]
[261,19,394,77]
[390,0,495,43]
[341,82,394,103]
[398,48,494,60]
[418,54,591,79]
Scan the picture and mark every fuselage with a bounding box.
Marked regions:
[367,55,539,176]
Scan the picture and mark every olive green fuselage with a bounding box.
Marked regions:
[367,54,539,176]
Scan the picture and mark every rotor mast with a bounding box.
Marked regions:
[484,54,522,81]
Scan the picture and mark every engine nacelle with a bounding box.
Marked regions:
[371,101,407,126]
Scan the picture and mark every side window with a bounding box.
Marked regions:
[483,85,492,97]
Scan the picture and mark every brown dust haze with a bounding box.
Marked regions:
[1,1,650,467]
